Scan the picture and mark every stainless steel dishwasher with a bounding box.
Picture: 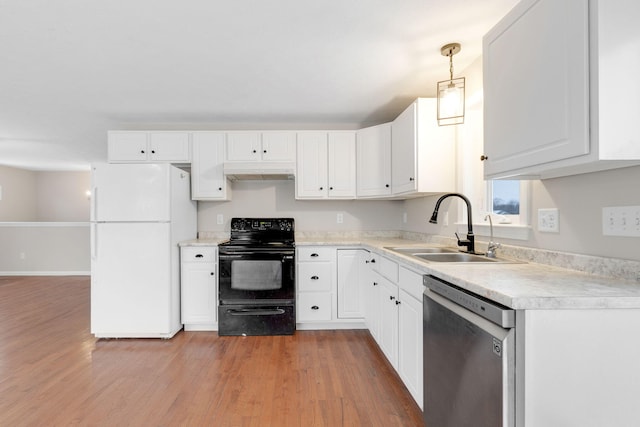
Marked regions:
[423,274,515,427]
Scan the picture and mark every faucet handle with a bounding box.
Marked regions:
[454,232,472,251]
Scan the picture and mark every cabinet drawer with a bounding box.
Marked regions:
[181,246,217,263]
[297,247,335,262]
[399,266,424,301]
[298,263,333,291]
[372,254,398,282]
[297,292,332,321]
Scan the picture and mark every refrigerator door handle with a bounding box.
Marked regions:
[91,186,98,221]
[91,224,97,260]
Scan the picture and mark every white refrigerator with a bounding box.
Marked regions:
[90,163,197,338]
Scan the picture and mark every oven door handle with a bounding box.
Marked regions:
[227,308,286,316]
[218,254,244,259]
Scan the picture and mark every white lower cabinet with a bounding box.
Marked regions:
[397,267,424,409]
[336,249,367,319]
[365,253,423,409]
[296,246,336,323]
[180,246,217,331]
[378,276,399,369]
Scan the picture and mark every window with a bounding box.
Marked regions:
[486,180,529,226]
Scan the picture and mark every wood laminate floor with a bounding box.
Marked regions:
[0,276,422,426]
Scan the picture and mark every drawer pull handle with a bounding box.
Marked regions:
[310,253,319,257]
[195,254,204,258]
[311,305,319,310]
[311,275,319,280]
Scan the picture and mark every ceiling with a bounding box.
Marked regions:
[0,0,517,171]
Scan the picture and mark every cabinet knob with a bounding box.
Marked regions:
[210,272,214,276]
[252,149,257,153]
[370,259,376,263]
[480,155,489,161]
[319,186,323,190]
[218,187,222,191]
[373,282,378,286]
[329,186,334,190]
[263,150,267,153]
[311,275,319,280]
[389,295,395,300]
[140,150,145,154]
[151,150,156,154]
[385,184,389,188]
[395,300,401,305]
[409,177,414,181]
[311,305,319,310]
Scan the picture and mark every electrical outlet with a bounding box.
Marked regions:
[337,213,344,224]
[216,214,224,225]
[603,206,640,237]
[538,208,559,233]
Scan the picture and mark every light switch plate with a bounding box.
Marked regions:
[216,214,224,225]
[538,208,559,233]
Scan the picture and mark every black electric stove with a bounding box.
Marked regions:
[218,218,295,336]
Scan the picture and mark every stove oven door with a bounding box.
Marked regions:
[218,249,295,304]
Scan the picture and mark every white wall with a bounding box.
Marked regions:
[0,166,91,274]
[0,165,37,221]
[198,180,404,233]
[36,171,91,221]
[402,57,640,262]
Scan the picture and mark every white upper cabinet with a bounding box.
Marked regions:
[225,131,296,162]
[190,132,230,201]
[391,98,456,196]
[296,131,356,199]
[483,0,640,179]
[357,123,392,198]
[108,131,190,163]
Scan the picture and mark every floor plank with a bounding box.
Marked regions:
[0,276,422,426]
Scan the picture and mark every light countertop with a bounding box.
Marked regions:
[181,236,640,310]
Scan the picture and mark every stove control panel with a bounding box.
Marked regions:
[230,218,294,232]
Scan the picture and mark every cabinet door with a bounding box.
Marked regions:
[149,132,190,162]
[226,131,261,161]
[181,262,217,324]
[365,262,381,340]
[378,277,399,369]
[483,0,589,178]
[261,131,296,161]
[357,123,392,197]
[191,132,229,200]
[398,290,423,408]
[337,249,366,319]
[327,131,356,198]
[296,132,328,199]
[107,132,148,162]
[391,102,418,194]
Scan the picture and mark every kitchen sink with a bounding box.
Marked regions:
[384,246,458,254]
[413,253,499,263]
[385,246,519,264]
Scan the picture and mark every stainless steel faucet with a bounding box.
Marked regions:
[484,214,501,258]
[429,193,478,254]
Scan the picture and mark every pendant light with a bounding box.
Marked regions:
[437,43,465,126]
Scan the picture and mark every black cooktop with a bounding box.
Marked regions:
[219,218,295,249]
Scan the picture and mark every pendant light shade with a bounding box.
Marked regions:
[437,43,465,126]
